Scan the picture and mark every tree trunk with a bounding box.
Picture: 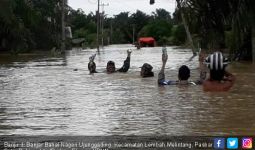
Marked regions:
[61,0,66,51]
[176,0,196,56]
[252,26,255,63]
[96,0,100,52]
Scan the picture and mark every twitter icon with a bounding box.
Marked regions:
[227,138,238,149]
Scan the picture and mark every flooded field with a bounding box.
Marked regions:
[0,44,255,136]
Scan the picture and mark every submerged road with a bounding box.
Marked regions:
[0,44,254,135]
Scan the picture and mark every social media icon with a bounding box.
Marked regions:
[227,138,238,149]
[214,138,225,149]
[242,138,252,149]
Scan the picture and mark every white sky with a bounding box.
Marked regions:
[68,0,176,17]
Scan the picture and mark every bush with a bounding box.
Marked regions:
[139,20,172,45]
[170,24,186,45]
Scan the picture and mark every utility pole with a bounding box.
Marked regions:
[100,11,103,48]
[100,3,109,48]
[132,24,135,45]
[61,0,66,51]
[110,19,113,44]
[96,0,100,52]
[253,26,255,63]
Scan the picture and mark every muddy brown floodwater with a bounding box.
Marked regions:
[0,44,255,136]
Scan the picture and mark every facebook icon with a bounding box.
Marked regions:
[214,138,225,149]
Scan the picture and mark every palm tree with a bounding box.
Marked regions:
[178,0,255,61]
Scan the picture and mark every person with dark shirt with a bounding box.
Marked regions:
[140,63,154,78]
[88,50,132,74]
[202,52,235,91]
[158,53,196,85]
[88,54,97,73]
[88,61,97,73]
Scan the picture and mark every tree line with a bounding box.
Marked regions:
[174,0,255,61]
[0,0,254,61]
[0,0,63,54]
[0,0,186,53]
[69,8,185,47]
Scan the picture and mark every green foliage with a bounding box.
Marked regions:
[170,25,186,45]
[139,20,172,45]
[176,0,255,60]
[73,28,87,38]
[2,0,254,61]
[86,33,97,48]
[111,29,128,44]
[225,31,237,54]
[153,8,172,22]
[0,0,62,53]
[69,9,97,47]
[130,11,151,41]
[0,2,186,52]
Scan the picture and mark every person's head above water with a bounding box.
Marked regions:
[202,51,235,91]
[88,61,96,73]
[140,63,154,78]
[106,61,116,73]
[205,51,229,81]
[178,65,190,81]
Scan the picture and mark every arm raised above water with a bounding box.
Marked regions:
[158,54,168,84]
[118,50,132,72]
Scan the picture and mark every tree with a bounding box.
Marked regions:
[112,12,132,43]
[139,20,172,45]
[172,0,255,61]
[171,24,186,45]
[68,9,97,47]
[0,0,63,52]
[152,9,172,22]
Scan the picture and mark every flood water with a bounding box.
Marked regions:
[0,44,255,136]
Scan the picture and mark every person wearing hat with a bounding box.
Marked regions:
[158,51,196,85]
[140,63,154,78]
[88,50,132,74]
[106,49,132,73]
[202,51,235,91]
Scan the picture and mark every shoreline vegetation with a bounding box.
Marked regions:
[0,0,254,62]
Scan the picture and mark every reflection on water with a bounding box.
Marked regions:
[0,44,255,136]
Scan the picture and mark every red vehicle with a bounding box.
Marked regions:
[138,37,156,47]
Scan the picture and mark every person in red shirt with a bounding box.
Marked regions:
[202,52,235,91]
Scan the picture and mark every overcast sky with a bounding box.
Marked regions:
[69,0,176,17]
